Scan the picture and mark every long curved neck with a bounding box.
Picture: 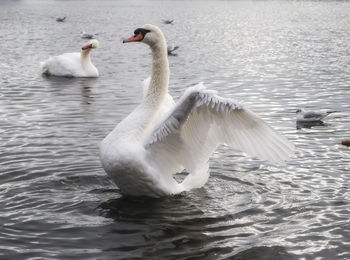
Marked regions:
[106,34,170,141]
[81,50,91,65]
[144,40,169,106]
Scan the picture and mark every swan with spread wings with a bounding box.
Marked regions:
[99,24,294,197]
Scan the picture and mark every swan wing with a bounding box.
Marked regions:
[144,83,294,176]
[41,53,81,76]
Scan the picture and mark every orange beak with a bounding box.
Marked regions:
[123,32,143,43]
[82,44,92,50]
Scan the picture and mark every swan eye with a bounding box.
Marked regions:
[134,28,151,37]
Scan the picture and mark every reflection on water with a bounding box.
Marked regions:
[1,0,350,259]
[80,79,96,105]
[232,246,296,260]
[99,195,199,221]
[296,120,328,129]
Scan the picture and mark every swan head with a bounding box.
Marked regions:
[82,39,99,50]
[123,24,165,47]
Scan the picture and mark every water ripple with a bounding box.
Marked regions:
[1,0,350,259]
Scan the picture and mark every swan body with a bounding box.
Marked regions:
[41,39,99,77]
[100,24,294,198]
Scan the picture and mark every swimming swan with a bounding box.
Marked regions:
[41,39,99,77]
[100,24,294,197]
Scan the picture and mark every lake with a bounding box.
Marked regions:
[0,0,350,259]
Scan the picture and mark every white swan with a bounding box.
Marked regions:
[41,39,99,77]
[100,24,294,198]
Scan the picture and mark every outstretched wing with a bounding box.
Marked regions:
[143,83,294,176]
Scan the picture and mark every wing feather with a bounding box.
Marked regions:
[144,83,294,178]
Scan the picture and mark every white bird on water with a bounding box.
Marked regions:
[41,39,99,77]
[296,108,335,122]
[99,24,294,198]
[56,16,66,22]
[162,19,174,24]
[81,31,95,39]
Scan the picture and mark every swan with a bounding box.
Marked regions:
[41,39,99,77]
[100,24,294,198]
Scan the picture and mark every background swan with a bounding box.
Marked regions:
[100,24,294,198]
[41,39,99,77]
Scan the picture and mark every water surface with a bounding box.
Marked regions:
[1,0,350,259]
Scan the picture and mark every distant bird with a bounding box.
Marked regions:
[296,108,335,122]
[56,16,66,22]
[40,39,99,77]
[81,31,95,39]
[162,19,174,24]
[167,44,179,55]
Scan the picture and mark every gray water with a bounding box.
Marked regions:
[1,0,350,259]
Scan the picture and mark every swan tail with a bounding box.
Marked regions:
[40,61,50,75]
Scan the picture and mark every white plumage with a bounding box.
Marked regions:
[41,39,99,77]
[100,24,294,197]
[296,108,335,122]
[80,31,95,39]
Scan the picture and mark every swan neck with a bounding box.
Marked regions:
[145,41,169,105]
[81,50,91,63]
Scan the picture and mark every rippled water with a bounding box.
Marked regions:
[1,0,350,259]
